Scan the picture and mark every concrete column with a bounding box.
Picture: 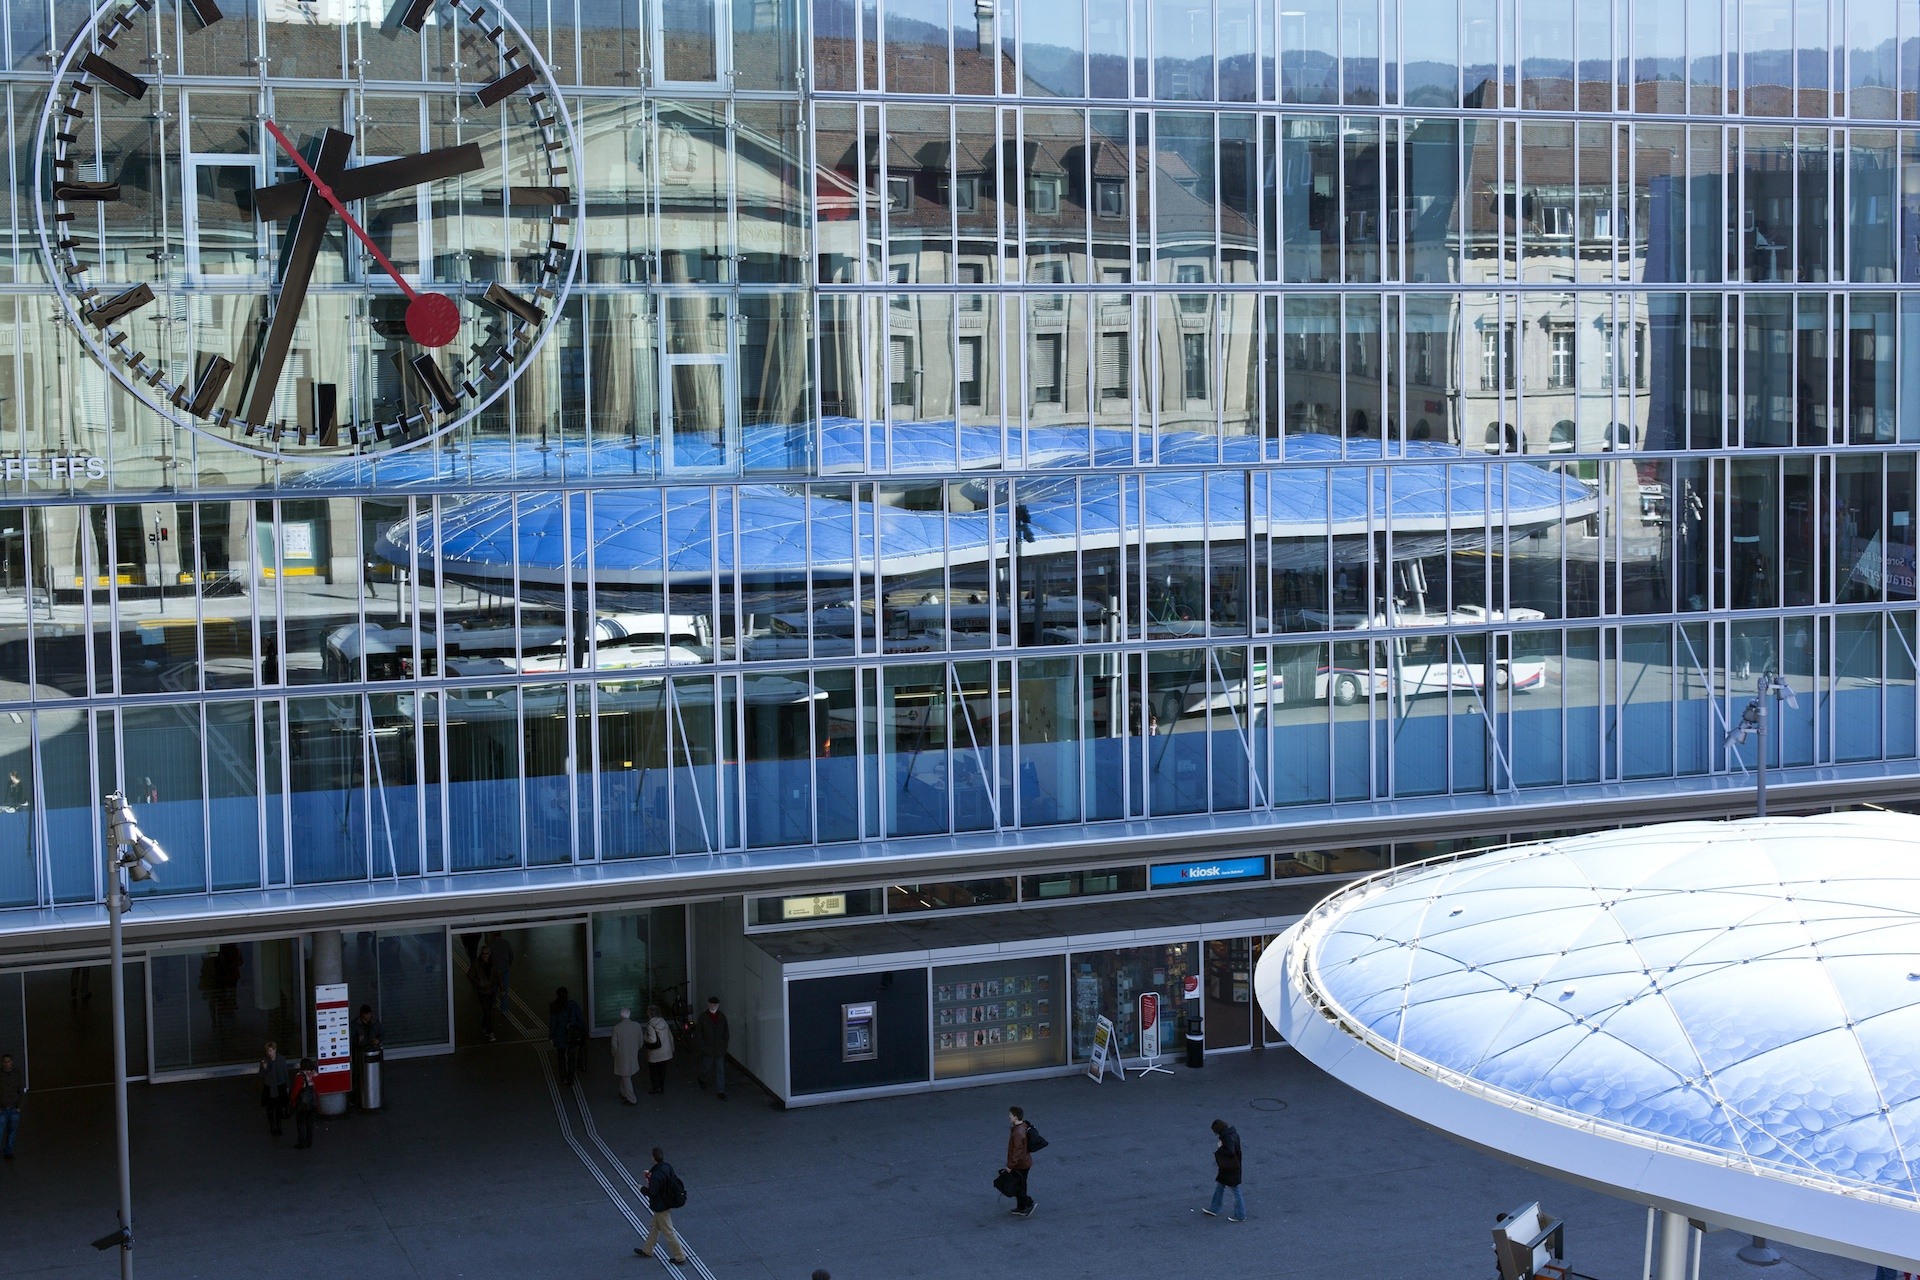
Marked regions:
[1645,1210,1700,1280]
[310,929,348,1117]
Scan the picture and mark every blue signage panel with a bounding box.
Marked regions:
[1149,855,1270,889]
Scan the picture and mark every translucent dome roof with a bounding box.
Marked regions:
[1261,815,1920,1261]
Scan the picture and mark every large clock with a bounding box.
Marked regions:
[35,0,581,456]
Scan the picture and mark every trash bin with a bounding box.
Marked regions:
[359,1047,384,1112]
[1185,1015,1204,1068]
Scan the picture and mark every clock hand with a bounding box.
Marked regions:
[252,143,486,223]
[241,126,354,432]
[262,119,461,349]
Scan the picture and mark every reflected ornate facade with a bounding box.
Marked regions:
[5,0,1920,918]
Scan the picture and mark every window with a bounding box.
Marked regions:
[1549,330,1574,388]
[958,260,986,310]
[1540,204,1573,237]
[950,176,978,213]
[1549,419,1576,452]
[1175,264,1208,316]
[658,0,725,84]
[890,337,914,406]
[1481,326,1515,390]
[1095,178,1125,218]
[959,335,984,406]
[1603,323,1647,389]
[1099,332,1130,399]
[886,175,913,212]
[1031,333,1063,404]
[1182,332,1209,401]
[1029,175,1062,215]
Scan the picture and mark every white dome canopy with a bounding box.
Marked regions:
[1259,814,1920,1268]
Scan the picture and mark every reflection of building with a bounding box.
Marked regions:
[4,0,1920,1107]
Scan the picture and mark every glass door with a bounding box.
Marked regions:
[1203,937,1255,1050]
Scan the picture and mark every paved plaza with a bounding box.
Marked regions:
[0,1032,1883,1279]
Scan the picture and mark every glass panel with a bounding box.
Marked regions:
[933,955,1068,1077]
[150,940,299,1074]
[1068,942,1195,1062]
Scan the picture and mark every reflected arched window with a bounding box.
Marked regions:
[1549,419,1576,453]
[1605,421,1634,451]
[1483,422,1523,454]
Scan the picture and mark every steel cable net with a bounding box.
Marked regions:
[1301,814,1920,1204]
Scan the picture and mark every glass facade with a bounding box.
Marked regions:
[6,0,1920,918]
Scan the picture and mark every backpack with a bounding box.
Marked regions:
[1023,1121,1049,1153]
[655,1166,688,1210]
[294,1077,317,1114]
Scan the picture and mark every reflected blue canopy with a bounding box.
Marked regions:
[365,426,1594,585]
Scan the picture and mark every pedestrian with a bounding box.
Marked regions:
[470,941,501,1042]
[350,1004,383,1107]
[693,995,729,1099]
[632,1145,689,1266]
[549,985,586,1086]
[643,1003,675,1095]
[257,1040,291,1138]
[290,1057,319,1149]
[610,1007,644,1105]
[490,930,516,1014]
[1203,1118,1245,1222]
[0,1052,23,1161]
[1000,1105,1036,1217]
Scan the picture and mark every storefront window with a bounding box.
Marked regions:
[749,888,884,927]
[887,878,1016,913]
[932,956,1067,1079]
[337,928,451,1051]
[591,907,690,1030]
[1274,844,1389,877]
[1020,865,1148,900]
[150,939,299,1075]
[1069,942,1197,1063]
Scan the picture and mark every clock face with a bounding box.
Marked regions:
[36,0,580,456]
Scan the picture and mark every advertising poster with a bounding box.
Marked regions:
[314,981,352,1095]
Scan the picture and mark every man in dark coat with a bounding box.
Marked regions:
[1203,1118,1244,1221]
[692,996,730,1098]
[1001,1106,1036,1217]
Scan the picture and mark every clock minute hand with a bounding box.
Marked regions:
[252,143,486,223]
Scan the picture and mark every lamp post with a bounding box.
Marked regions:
[98,794,168,1280]
[1723,672,1794,1269]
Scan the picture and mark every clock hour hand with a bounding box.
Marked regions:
[252,143,486,223]
[241,127,354,431]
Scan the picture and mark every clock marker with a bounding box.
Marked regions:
[482,282,544,326]
[399,0,433,31]
[476,63,537,107]
[411,354,460,412]
[180,355,233,417]
[55,179,121,202]
[81,52,148,99]
[182,0,224,26]
[508,185,569,206]
[85,283,153,328]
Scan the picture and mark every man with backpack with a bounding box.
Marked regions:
[633,1147,689,1266]
[998,1106,1045,1218]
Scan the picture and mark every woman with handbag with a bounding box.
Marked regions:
[643,1003,675,1095]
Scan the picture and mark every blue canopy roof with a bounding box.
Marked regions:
[369,427,1594,586]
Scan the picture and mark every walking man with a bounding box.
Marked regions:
[643,1003,675,1095]
[610,1007,644,1104]
[1203,1118,1245,1222]
[291,1058,319,1149]
[633,1146,689,1266]
[470,941,501,1042]
[549,986,586,1087]
[693,996,729,1099]
[257,1041,291,1138]
[0,1052,23,1161]
[1002,1106,1036,1217]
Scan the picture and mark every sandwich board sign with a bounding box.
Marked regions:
[1086,1014,1124,1083]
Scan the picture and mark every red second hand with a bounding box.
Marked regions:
[262,118,419,302]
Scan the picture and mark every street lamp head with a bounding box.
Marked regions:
[103,792,140,847]
[124,833,167,882]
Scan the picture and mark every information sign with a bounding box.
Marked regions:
[1139,992,1160,1060]
[314,981,352,1095]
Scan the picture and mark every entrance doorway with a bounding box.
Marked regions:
[452,920,587,1047]
[1203,936,1283,1050]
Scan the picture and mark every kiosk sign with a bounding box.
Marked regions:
[314,982,352,1095]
